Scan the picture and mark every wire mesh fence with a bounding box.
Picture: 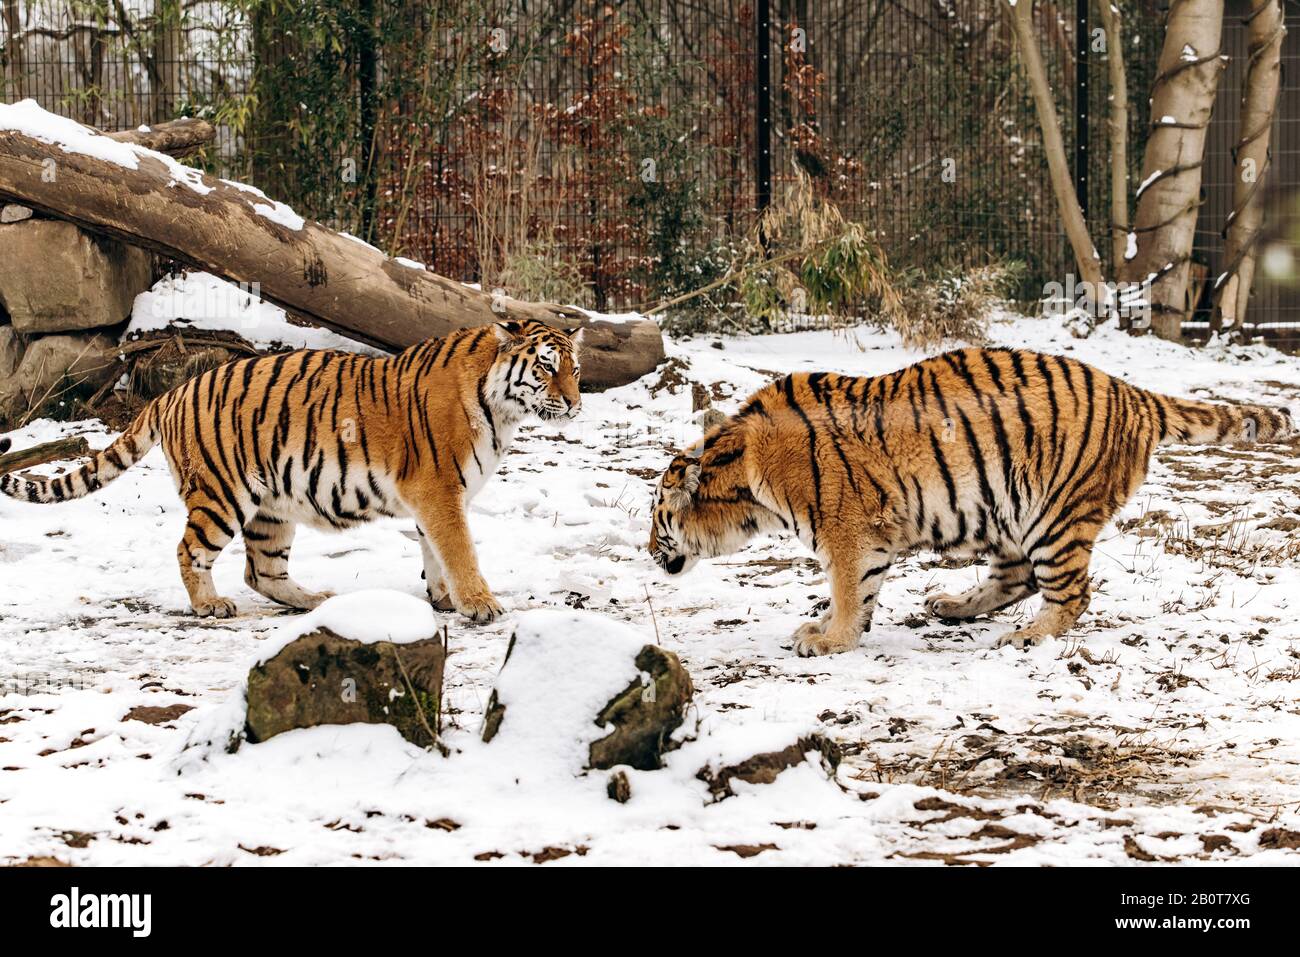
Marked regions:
[1,0,1296,345]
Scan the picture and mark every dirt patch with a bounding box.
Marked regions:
[123,704,194,725]
[648,357,690,396]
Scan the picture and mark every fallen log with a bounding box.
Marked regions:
[104,117,215,157]
[0,103,664,391]
[0,436,91,474]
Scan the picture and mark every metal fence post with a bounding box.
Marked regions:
[1075,0,1089,221]
[755,0,772,220]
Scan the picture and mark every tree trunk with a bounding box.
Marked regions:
[1005,0,1104,291]
[0,111,664,391]
[250,4,299,200]
[1098,0,1130,272]
[150,0,185,124]
[2,0,23,100]
[1212,0,1285,336]
[1123,0,1226,339]
[105,117,216,156]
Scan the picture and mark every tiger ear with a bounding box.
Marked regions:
[665,452,702,506]
[565,326,585,350]
[494,320,525,344]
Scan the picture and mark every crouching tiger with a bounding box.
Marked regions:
[649,348,1294,656]
[1,320,583,621]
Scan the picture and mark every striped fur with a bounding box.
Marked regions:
[1,320,583,620]
[649,347,1295,656]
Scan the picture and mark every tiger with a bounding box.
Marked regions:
[648,347,1294,656]
[1,319,583,622]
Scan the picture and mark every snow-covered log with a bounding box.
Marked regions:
[0,102,664,391]
[104,118,216,157]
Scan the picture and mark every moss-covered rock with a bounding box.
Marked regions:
[588,646,693,770]
[245,627,444,749]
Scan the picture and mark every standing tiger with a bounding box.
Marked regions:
[1,319,583,621]
[649,348,1294,656]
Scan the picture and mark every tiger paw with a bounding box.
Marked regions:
[297,590,334,610]
[924,592,966,619]
[194,597,237,619]
[792,621,858,657]
[995,628,1047,650]
[454,591,503,623]
[428,592,455,612]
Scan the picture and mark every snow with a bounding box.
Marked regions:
[125,271,379,354]
[253,590,440,666]
[3,310,1300,864]
[394,257,427,271]
[1124,231,1138,261]
[252,200,305,232]
[1135,169,1162,199]
[338,231,382,253]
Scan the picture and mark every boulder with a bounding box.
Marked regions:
[0,331,116,427]
[482,610,694,771]
[245,626,445,749]
[0,220,152,334]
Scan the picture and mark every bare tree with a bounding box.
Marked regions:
[1123,0,1226,340]
[1212,0,1286,336]
[1098,0,1130,271]
[2,0,23,99]
[1004,0,1103,290]
[151,0,185,123]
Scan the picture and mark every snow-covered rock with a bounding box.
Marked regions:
[244,591,444,749]
[482,609,693,772]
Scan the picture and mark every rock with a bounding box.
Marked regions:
[588,645,694,770]
[0,220,152,333]
[0,325,22,379]
[0,204,32,224]
[245,626,445,748]
[481,610,694,772]
[0,331,116,427]
[607,769,632,803]
[697,734,843,801]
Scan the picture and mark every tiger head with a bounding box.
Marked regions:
[649,442,772,577]
[492,320,584,421]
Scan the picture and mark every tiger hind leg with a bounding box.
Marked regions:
[242,511,332,610]
[995,531,1097,650]
[177,498,240,619]
[926,552,1037,620]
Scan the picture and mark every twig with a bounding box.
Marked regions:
[643,585,662,645]
[391,645,447,757]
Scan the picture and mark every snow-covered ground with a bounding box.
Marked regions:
[3,309,1300,866]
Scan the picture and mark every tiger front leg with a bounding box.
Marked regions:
[410,490,503,624]
[415,527,455,612]
[794,547,892,657]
